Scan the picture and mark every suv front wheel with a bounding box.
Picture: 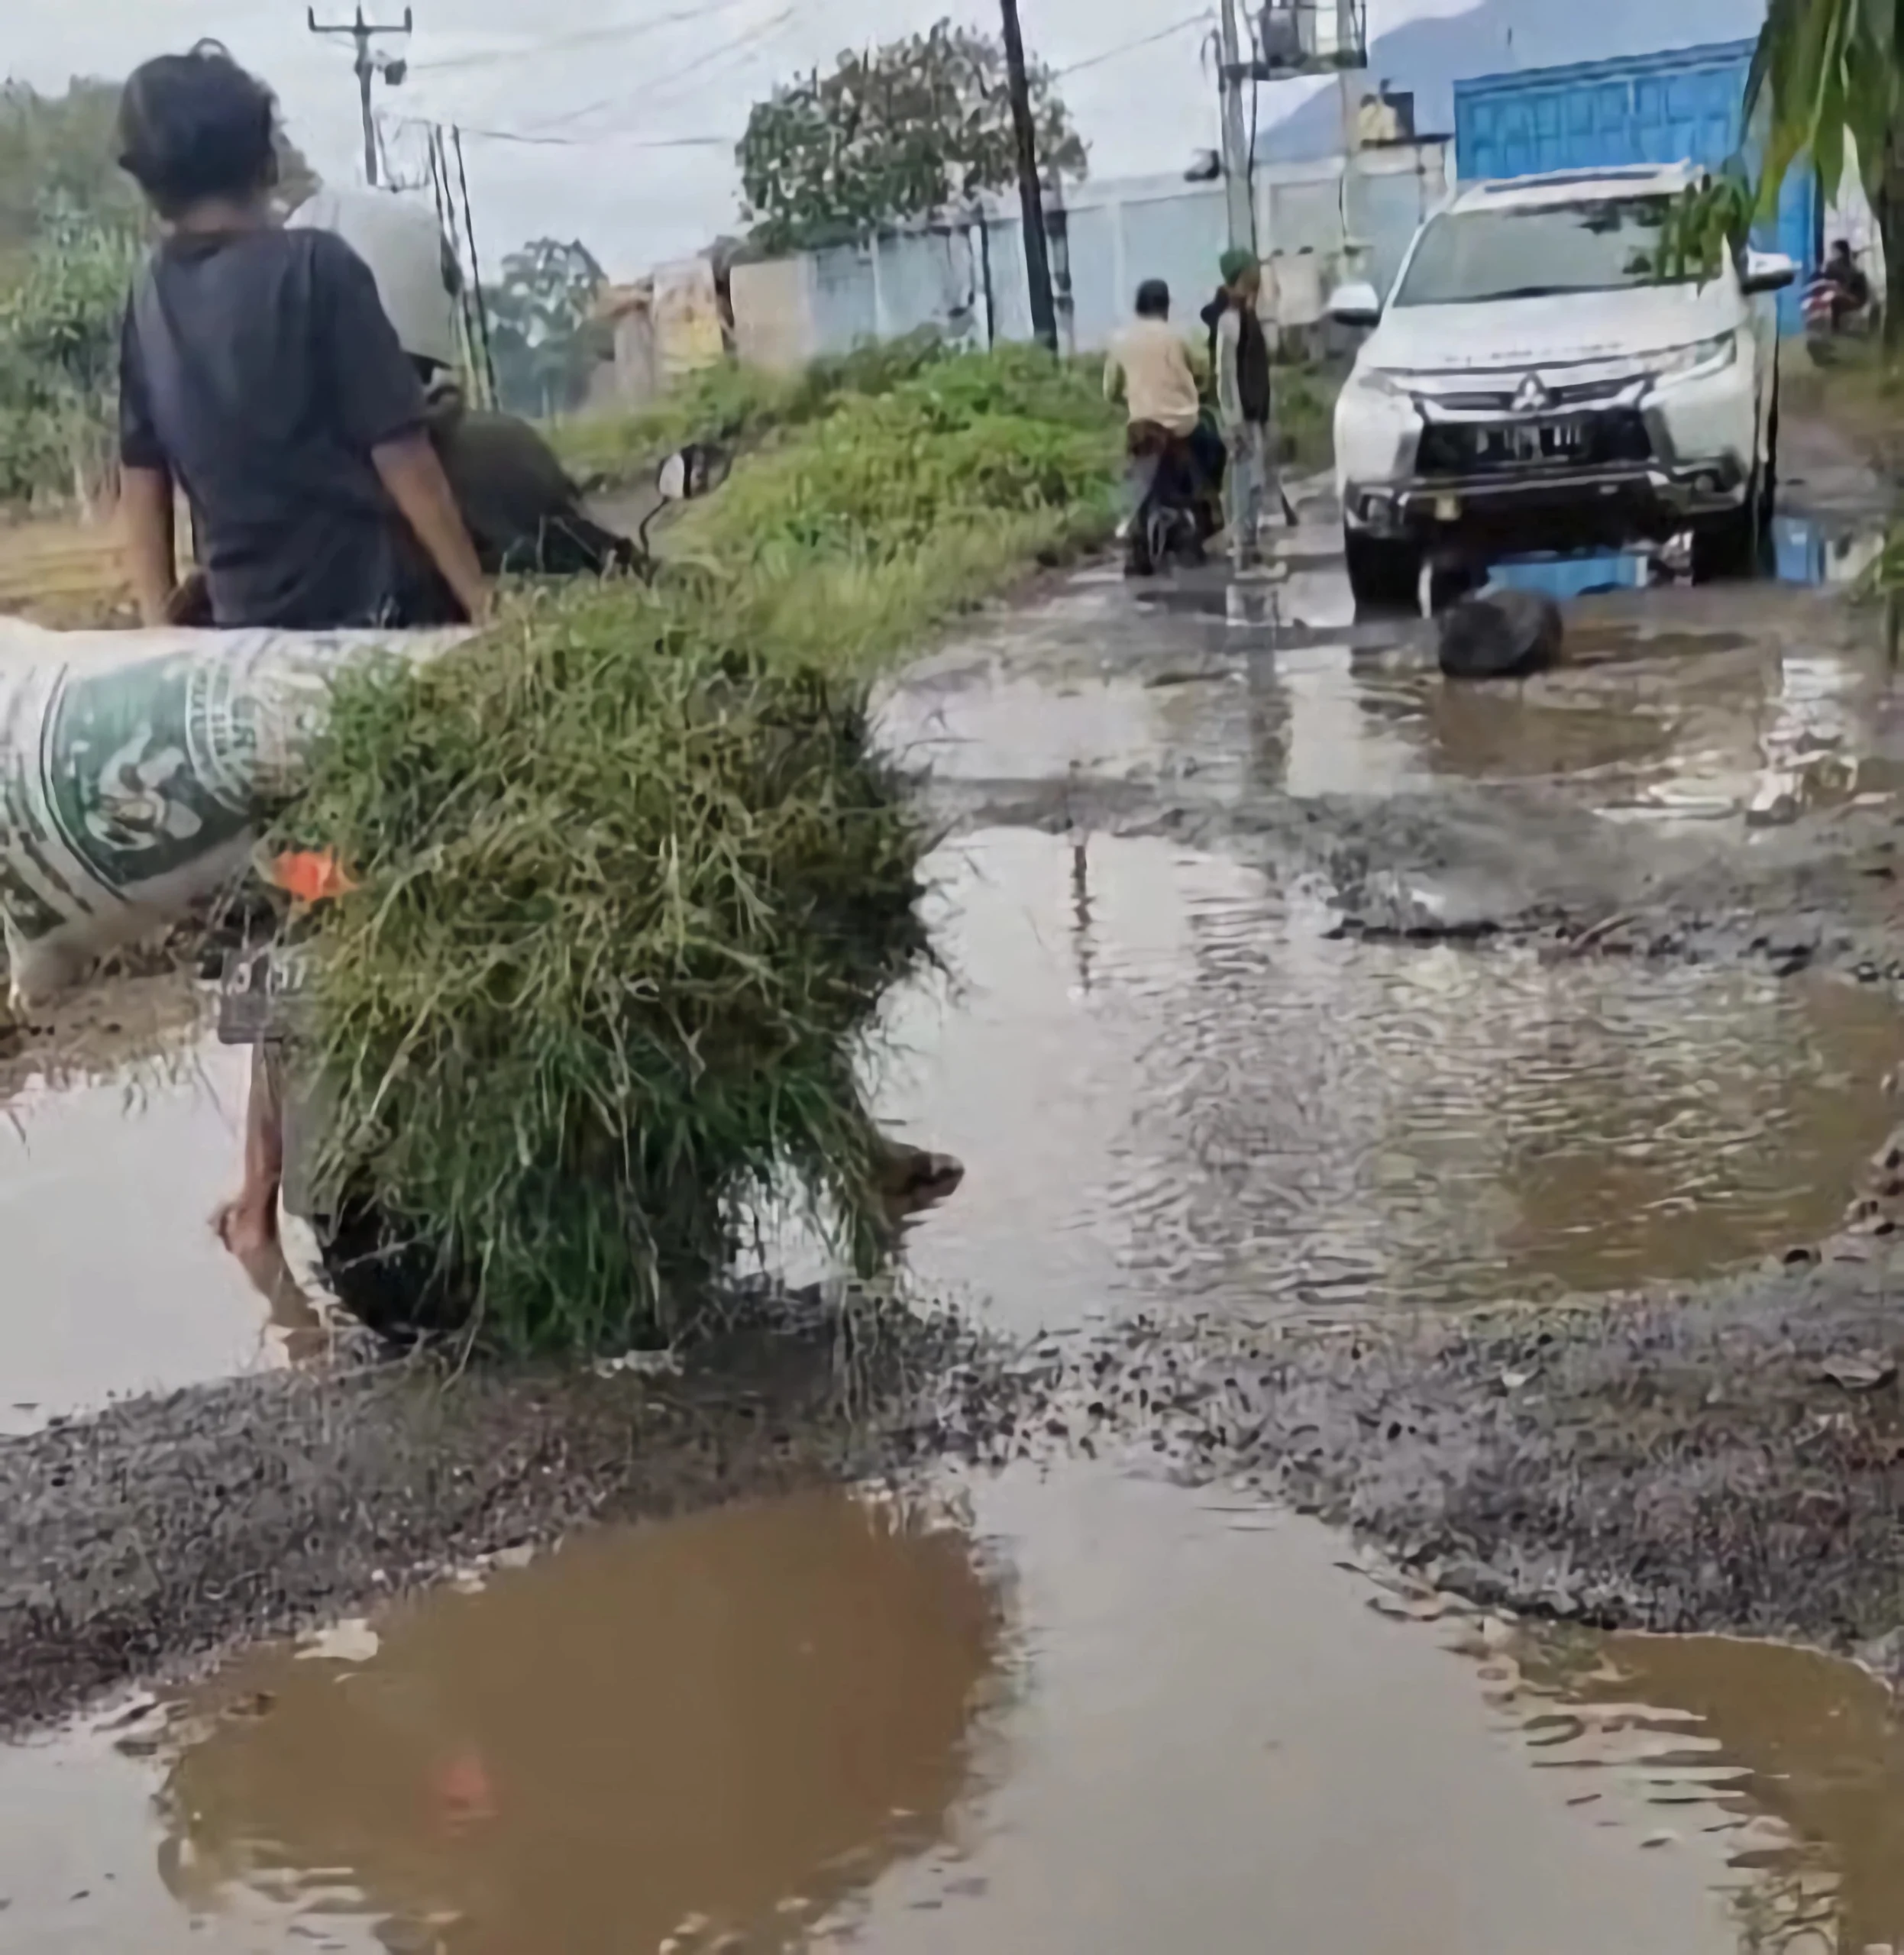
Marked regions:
[1345,528,1423,611]
[1691,389,1778,583]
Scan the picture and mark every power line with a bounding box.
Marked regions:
[448,125,735,149]
[519,5,798,137]
[409,0,755,74]
[1056,11,1214,79]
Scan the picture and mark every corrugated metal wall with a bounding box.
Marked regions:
[1454,40,1819,333]
[728,144,1453,367]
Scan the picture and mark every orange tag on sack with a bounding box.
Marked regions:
[269,850,355,906]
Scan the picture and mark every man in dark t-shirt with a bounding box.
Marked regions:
[113,44,490,1275]
[114,43,488,632]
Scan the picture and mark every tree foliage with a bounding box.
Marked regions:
[0,77,316,262]
[0,206,143,504]
[1746,0,1899,212]
[1660,2,1904,339]
[737,19,1087,255]
[0,80,141,259]
[482,236,609,418]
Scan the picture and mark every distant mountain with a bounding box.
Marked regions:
[1256,0,1769,161]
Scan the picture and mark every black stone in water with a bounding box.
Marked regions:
[1438,589,1563,681]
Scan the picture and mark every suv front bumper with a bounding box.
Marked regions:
[1335,355,1760,555]
[1343,454,1749,555]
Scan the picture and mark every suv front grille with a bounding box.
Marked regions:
[1416,409,1653,477]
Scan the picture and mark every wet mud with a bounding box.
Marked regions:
[0,1302,971,1734]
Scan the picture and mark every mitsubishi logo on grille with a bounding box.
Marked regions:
[1512,373,1551,413]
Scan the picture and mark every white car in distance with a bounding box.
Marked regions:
[1329,165,1796,609]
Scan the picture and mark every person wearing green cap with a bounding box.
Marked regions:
[1205,248,1275,573]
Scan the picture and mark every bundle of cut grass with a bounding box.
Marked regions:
[292,346,1120,1356]
[289,581,931,1356]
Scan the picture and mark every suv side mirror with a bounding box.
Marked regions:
[1328,281,1382,328]
[1741,250,1799,296]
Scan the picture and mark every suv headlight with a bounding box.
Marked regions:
[1650,331,1740,386]
[1348,365,1411,401]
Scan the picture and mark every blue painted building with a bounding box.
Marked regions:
[1453,40,1819,331]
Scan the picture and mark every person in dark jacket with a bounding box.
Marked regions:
[1206,248,1278,573]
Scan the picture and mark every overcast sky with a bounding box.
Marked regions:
[8,0,1478,276]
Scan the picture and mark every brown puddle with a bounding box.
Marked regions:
[0,1470,1767,1955]
[1507,1627,1904,1952]
[881,829,1902,1326]
[894,573,1904,822]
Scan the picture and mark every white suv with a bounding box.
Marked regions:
[1329,165,1795,607]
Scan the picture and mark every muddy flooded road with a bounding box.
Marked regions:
[11,463,1904,1951]
[0,1471,1791,1954]
[16,1470,1904,1953]
[885,828,1902,1320]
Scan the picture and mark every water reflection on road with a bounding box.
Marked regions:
[0,1472,1763,1955]
[881,829,1900,1326]
[895,563,1904,826]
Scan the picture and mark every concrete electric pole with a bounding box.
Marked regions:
[308,5,415,186]
[998,0,1059,353]
[1217,0,1255,254]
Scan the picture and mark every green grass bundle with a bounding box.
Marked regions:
[291,583,931,1356]
[293,346,1121,1356]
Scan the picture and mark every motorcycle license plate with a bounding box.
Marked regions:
[1479,418,1586,461]
[216,943,314,1045]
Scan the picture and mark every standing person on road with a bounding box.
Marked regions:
[1204,248,1276,574]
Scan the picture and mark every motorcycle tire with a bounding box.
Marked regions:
[315,1190,476,1348]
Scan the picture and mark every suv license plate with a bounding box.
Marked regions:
[1481,418,1586,461]
[217,944,313,1045]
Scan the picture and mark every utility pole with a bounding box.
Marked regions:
[998,0,1059,352]
[309,5,414,186]
[1217,0,1255,254]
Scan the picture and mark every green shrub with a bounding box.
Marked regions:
[550,328,949,487]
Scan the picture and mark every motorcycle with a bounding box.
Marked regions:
[215,442,727,1343]
[1804,273,1874,361]
[1121,421,1222,577]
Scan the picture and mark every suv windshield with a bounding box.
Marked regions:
[1393,195,1695,307]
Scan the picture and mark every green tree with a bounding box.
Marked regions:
[737,19,1087,255]
[482,238,609,418]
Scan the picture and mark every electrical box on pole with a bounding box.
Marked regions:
[309,5,415,187]
[1248,2,1368,79]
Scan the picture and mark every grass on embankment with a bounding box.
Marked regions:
[293,343,1123,1358]
[554,331,1340,491]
